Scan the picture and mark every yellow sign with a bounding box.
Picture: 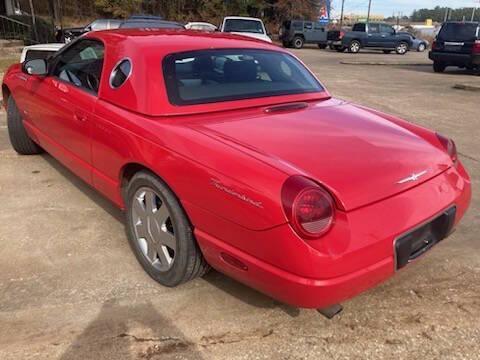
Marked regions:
[426,19,433,26]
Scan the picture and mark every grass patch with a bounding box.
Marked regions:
[0,58,18,74]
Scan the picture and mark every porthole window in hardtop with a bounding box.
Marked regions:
[110,58,132,89]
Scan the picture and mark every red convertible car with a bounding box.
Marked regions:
[2,30,471,313]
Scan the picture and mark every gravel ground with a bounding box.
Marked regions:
[0,48,479,359]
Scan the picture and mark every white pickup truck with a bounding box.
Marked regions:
[220,16,272,43]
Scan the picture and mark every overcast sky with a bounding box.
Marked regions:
[330,0,480,17]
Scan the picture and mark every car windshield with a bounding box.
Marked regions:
[438,23,479,42]
[163,49,323,106]
[224,19,264,34]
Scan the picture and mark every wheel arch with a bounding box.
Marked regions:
[2,84,11,110]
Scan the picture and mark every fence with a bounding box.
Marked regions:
[0,15,31,42]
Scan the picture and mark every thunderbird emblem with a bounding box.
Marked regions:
[397,170,428,184]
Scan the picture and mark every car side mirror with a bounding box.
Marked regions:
[85,26,92,32]
[24,59,48,76]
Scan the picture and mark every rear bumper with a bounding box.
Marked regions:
[429,51,480,66]
[192,164,471,309]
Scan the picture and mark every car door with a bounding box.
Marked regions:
[303,21,314,43]
[379,24,396,48]
[27,39,104,184]
[313,22,327,43]
[366,23,381,47]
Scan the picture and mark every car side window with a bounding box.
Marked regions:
[352,23,366,32]
[380,24,394,34]
[369,24,380,33]
[304,22,313,30]
[292,22,302,30]
[53,39,104,94]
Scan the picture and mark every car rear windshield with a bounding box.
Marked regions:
[163,49,323,106]
[438,23,479,42]
[223,19,264,34]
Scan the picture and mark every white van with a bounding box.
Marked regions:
[220,16,272,43]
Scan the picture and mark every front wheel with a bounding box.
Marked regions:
[125,171,210,287]
[348,40,361,53]
[6,96,43,155]
[417,43,426,52]
[395,42,408,55]
[433,62,446,73]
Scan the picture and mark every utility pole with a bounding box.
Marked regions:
[339,0,345,28]
[367,0,372,23]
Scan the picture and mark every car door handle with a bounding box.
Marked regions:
[73,111,87,122]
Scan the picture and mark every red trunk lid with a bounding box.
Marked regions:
[194,100,451,211]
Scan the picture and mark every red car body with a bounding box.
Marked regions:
[2,30,471,309]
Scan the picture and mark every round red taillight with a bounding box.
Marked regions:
[281,176,335,239]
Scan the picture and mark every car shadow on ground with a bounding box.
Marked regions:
[398,64,480,76]
[41,153,302,318]
[202,271,301,317]
[59,298,203,359]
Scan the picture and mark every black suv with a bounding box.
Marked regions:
[279,20,328,49]
[429,21,480,73]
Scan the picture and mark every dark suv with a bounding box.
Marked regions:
[342,22,412,54]
[429,21,480,73]
[279,20,328,49]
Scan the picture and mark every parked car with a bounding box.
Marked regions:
[3,30,471,312]
[20,43,64,63]
[279,20,328,49]
[398,32,429,52]
[342,22,413,55]
[119,18,184,29]
[220,16,272,43]
[185,22,217,32]
[429,21,480,73]
[56,19,122,43]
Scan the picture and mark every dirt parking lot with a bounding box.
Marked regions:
[1,49,479,360]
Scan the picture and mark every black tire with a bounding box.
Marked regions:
[383,50,393,54]
[348,40,361,53]
[433,62,446,73]
[395,41,409,55]
[317,43,327,49]
[293,36,304,49]
[6,96,43,155]
[125,171,210,287]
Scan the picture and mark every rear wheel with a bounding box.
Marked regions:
[395,42,408,55]
[125,171,210,287]
[293,36,304,49]
[6,96,43,155]
[417,43,426,52]
[348,40,361,53]
[433,62,446,73]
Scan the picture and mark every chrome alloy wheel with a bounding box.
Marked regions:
[131,187,176,272]
[397,43,408,54]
